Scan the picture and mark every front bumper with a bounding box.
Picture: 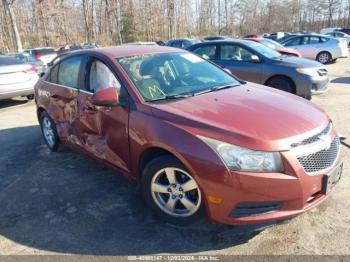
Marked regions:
[294,74,329,96]
[202,151,342,226]
[0,87,34,100]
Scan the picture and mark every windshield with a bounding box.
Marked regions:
[117,52,240,102]
[260,39,284,50]
[245,41,281,59]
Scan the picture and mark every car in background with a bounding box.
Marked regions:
[15,53,47,77]
[326,31,350,46]
[0,56,39,100]
[337,28,350,35]
[280,34,348,64]
[187,39,329,99]
[35,46,342,227]
[203,36,231,41]
[264,32,290,41]
[244,37,302,57]
[56,44,82,54]
[320,27,341,35]
[166,38,201,49]
[23,47,57,65]
[124,42,159,46]
[81,43,98,49]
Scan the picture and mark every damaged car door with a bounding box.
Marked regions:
[77,55,131,173]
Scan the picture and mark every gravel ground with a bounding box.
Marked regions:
[0,57,349,255]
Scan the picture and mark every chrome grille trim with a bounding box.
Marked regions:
[297,136,340,174]
[290,122,341,175]
[291,122,332,148]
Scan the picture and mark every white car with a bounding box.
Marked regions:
[280,34,348,64]
[326,31,350,46]
[320,27,341,35]
[0,56,39,100]
[23,47,57,65]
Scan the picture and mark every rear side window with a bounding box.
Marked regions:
[49,64,59,83]
[0,56,24,66]
[192,45,217,60]
[320,37,329,43]
[49,56,82,88]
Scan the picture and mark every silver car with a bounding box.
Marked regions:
[326,31,350,46]
[0,56,39,100]
[280,34,349,64]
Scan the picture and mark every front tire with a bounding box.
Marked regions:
[317,51,332,64]
[266,76,295,94]
[141,156,204,225]
[39,111,60,151]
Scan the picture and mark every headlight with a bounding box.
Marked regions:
[296,68,319,77]
[199,136,284,172]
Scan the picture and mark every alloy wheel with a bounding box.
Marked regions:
[318,53,330,64]
[42,117,56,148]
[151,167,201,217]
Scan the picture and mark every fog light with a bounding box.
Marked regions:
[208,195,223,205]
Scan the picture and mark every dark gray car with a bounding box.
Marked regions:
[187,40,329,99]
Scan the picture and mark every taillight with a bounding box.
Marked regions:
[24,65,38,74]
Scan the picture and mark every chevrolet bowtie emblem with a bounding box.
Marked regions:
[318,134,332,150]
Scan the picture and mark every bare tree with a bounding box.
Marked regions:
[2,0,22,51]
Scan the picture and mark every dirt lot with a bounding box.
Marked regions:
[0,57,349,256]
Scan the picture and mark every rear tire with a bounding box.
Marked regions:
[141,156,204,225]
[316,51,332,64]
[265,76,295,94]
[39,111,60,151]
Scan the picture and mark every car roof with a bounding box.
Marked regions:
[58,45,183,59]
[188,39,254,48]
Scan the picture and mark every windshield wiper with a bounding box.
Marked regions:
[193,84,238,96]
[146,93,194,102]
[210,84,239,91]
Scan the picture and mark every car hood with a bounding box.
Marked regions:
[270,55,324,68]
[150,83,329,151]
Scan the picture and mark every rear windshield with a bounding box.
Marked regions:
[0,56,24,66]
[32,49,55,56]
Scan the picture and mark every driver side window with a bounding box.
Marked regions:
[88,59,121,94]
[220,44,253,62]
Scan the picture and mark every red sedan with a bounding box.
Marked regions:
[35,46,341,226]
[245,37,302,57]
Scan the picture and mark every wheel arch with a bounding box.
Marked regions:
[37,107,46,121]
[264,74,297,94]
[138,147,179,178]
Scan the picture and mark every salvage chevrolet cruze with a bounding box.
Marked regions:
[35,46,342,226]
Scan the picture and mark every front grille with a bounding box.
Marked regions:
[291,123,332,148]
[230,202,282,218]
[297,136,340,173]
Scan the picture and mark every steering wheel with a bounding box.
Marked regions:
[173,72,196,87]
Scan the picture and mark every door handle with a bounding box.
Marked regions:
[83,106,97,114]
[51,94,60,99]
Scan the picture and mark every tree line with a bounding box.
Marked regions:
[1,0,350,52]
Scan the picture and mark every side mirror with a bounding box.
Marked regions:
[251,55,260,63]
[92,87,119,106]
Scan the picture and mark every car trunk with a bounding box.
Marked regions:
[0,64,34,85]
